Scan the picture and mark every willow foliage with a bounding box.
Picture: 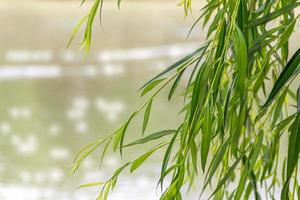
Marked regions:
[69,0,300,199]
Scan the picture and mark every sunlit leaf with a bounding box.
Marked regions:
[78,182,103,189]
[142,99,153,134]
[139,44,209,91]
[141,79,166,97]
[124,130,176,147]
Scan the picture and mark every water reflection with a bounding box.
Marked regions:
[0,1,200,199]
[1,1,299,200]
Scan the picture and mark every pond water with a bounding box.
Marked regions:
[0,1,299,200]
[0,1,204,199]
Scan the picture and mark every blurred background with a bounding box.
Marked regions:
[0,0,203,199]
[0,1,300,200]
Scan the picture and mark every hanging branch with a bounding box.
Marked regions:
[68,0,300,199]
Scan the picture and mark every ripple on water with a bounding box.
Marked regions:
[95,97,124,122]
[10,134,37,155]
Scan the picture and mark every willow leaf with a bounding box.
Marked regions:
[112,125,126,152]
[209,155,243,199]
[160,128,180,188]
[119,113,137,156]
[78,182,103,189]
[138,44,209,91]
[263,48,300,108]
[124,130,176,147]
[67,15,89,48]
[201,106,212,171]
[286,114,300,180]
[168,70,184,101]
[99,139,111,168]
[143,99,153,134]
[130,149,156,173]
[190,139,198,174]
[141,79,166,97]
[233,24,248,97]
[117,0,122,9]
[83,0,103,50]
[248,3,300,27]
[277,18,297,50]
[203,137,230,191]
[98,181,111,200]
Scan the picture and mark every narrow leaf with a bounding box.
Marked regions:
[233,24,248,97]
[141,79,166,97]
[277,18,297,49]
[248,3,300,27]
[209,155,243,198]
[143,99,153,134]
[78,182,103,189]
[130,149,156,173]
[124,130,176,147]
[138,44,209,91]
[263,48,300,108]
[168,71,184,101]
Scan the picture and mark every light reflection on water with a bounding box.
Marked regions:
[0,1,201,199]
[1,1,299,200]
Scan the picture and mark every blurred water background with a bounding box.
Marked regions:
[0,0,299,200]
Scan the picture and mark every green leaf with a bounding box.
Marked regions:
[274,113,297,133]
[251,26,283,47]
[249,131,263,168]
[124,130,176,147]
[234,167,249,200]
[67,15,89,48]
[190,139,198,174]
[298,87,300,111]
[78,182,103,189]
[207,9,224,38]
[201,105,213,171]
[138,44,209,91]
[141,78,166,97]
[99,139,111,168]
[82,0,104,50]
[112,125,126,152]
[168,70,184,101]
[160,127,180,188]
[119,113,137,156]
[233,24,248,97]
[281,114,300,199]
[142,99,153,134]
[282,158,287,183]
[117,0,122,9]
[112,112,136,156]
[248,2,300,27]
[286,113,300,179]
[204,137,230,189]
[272,88,288,127]
[97,180,111,200]
[234,132,263,200]
[297,186,300,200]
[263,48,300,108]
[277,18,297,50]
[111,162,131,188]
[72,136,110,173]
[209,155,243,198]
[130,149,156,173]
